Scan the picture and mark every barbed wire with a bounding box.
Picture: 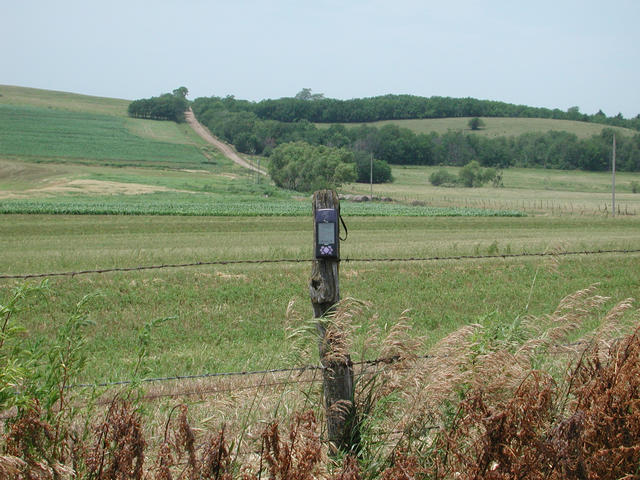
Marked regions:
[70,365,325,389]
[68,356,413,390]
[2,248,639,281]
[108,377,324,403]
[69,341,591,392]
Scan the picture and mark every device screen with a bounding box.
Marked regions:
[318,222,335,245]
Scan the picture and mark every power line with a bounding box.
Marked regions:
[2,248,639,281]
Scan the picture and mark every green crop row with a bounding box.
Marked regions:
[0,193,525,217]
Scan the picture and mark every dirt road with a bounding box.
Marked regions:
[184,108,266,175]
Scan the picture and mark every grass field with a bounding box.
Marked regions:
[0,104,211,168]
[321,116,637,138]
[344,165,640,215]
[2,214,639,385]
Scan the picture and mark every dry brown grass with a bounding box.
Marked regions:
[1,288,639,479]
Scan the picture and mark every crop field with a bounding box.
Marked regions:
[0,104,212,168]
[0,192,525,216]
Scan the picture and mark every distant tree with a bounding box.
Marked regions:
[172,86,189,99]
[128,92,189,122]
[567,106,582,121]
[268,142,356,192]
[294,88,325,101]
[128,87,190,122]
[468,117,485,131]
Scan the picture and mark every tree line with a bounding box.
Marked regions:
[128,87,189,122]
[201,91,640,130]
[191,96,640,173]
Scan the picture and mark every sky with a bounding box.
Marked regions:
[3,0,639,118]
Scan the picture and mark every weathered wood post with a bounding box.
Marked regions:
[309,190,356,451]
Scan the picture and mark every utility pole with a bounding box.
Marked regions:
[612,134,616,217]
[257,157,261,185]
[370,153,373,199]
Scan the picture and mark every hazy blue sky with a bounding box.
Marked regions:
[3,0,639,117]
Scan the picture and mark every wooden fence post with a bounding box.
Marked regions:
[309,190,356,451]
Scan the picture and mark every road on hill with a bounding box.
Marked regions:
[184,108,266,175]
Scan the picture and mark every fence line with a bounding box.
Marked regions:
[68,356,410,390]
[70,341,589,392]
[2,248,639,281]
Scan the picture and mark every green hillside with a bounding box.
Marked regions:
[0,85,277,210]
[0,104,211,168]
[320,116,636,139]
[0,84,129,116]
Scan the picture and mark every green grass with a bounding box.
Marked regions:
[0,215,640,380]
[321,116,637,139]
[1,214,639,384]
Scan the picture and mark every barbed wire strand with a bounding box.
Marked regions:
[70,341,590,391]
[0,340,594,420]
[1,248,639,281]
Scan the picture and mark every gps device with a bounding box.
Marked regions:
[315,208,339,259]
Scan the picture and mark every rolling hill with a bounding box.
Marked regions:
[320,116,637,139]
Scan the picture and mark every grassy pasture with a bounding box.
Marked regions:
[344,165,640,215]
[320,116,637,138]
[2,214,639,385]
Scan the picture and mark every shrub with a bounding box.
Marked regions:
[468,117,485,130]
[458,161,500,187]
[353,151,393,184]
[429,168,457,186]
